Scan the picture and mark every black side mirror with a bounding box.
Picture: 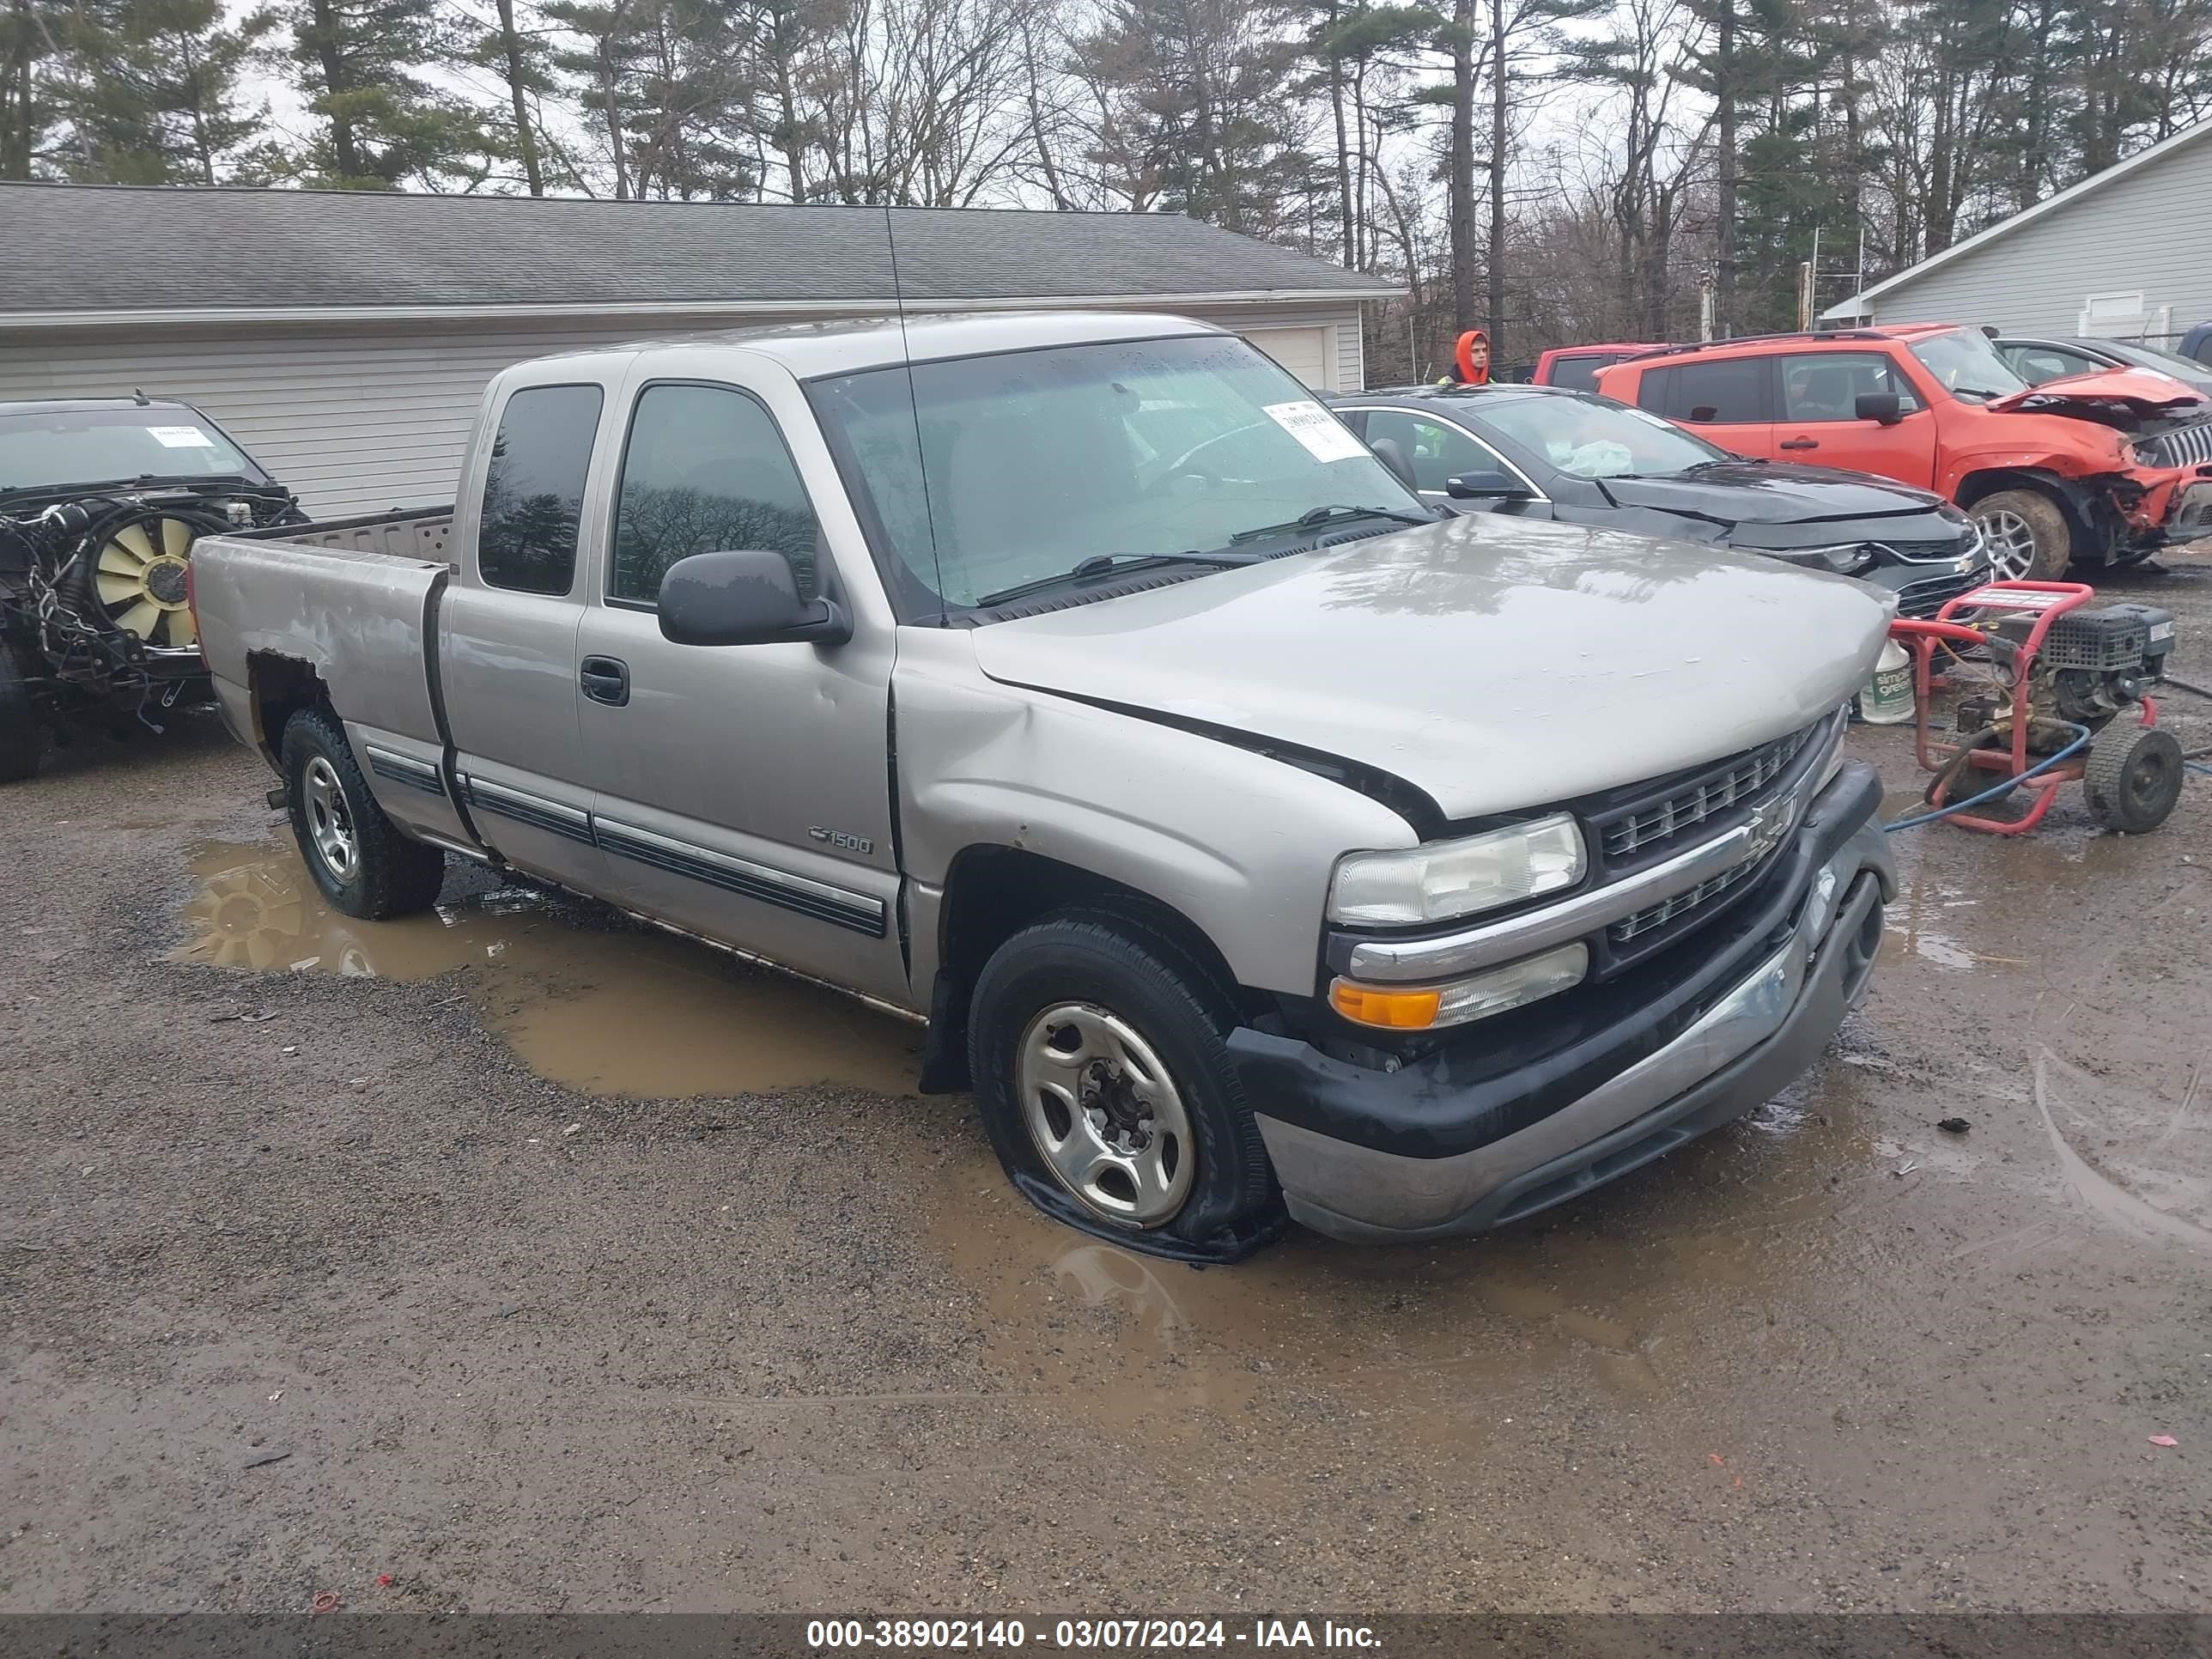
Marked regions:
[1445,469,1534,501]
[657,549,851,647]
[1368,435,1420,495]
[1855,392,1904,426]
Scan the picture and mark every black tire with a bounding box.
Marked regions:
[0,635,39,783]
[2083,726,2185,835]
[279,707,447,919]
[967,908,1281,1260]
[1972,489,2075,580]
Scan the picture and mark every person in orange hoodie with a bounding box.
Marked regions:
[1440,328,1490,386]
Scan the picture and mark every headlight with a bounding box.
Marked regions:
[1330,942,1589,1030]
[1774,543,1879,575]
[1328,813,1584,926]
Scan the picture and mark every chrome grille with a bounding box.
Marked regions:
[2140,419,2212,470]
[1896,568,1984,618]
[1608,854,1767,944]
[1598,722,1817,861]
[1870,538,1972,562]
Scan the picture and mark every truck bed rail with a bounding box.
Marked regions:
[238,504,456,562]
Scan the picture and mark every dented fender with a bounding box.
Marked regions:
[890,628,1418,999]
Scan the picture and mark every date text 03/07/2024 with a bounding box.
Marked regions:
[805,1619,1382,1650]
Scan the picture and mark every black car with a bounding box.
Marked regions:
[1327,383,1990,617]
[1,397,302,781]
[1995,335,2212,400]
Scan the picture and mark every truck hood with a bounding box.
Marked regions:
[1988,367,2210,428]
[1599,461,1943,526]
[969,514,1890,822]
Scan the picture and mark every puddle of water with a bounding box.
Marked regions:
[1881,872,2021,975]
[920,1142,1844,1440]
[173,840,924,1098]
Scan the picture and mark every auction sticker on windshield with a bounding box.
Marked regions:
[1263,400,1367,463]
[147,426,214,448]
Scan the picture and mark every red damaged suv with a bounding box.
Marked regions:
[1594,324,2212,578]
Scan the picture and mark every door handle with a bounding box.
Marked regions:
[580,655,629,707]
[1779,436,1820,451]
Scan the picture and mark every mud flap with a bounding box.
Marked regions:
[916,970,970,1094]
[1002,1170,1290,1265]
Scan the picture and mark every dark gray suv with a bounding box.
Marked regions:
[1330,383,1990,617]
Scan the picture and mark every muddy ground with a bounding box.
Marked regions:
[3,551,2211,1617]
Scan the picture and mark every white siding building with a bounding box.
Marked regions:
[1823,116,2212,343]
[0,187,1393,517]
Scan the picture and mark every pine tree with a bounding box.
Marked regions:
[1073,0,1310,234]
[46,0,271,184]
[544,0,752,200]
[2,0,58,178]
[275,0,489,187]
[465,0,556,193]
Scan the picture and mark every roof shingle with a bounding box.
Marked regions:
[0,185,1391,316]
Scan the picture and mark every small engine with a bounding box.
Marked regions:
[1958,601,2174,735]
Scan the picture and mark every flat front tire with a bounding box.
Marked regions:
[968,910,1279,1257]
[279,708,447,919]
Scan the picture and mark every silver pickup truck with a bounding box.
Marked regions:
[190,311,1896,1260]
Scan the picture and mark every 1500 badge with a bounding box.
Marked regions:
[809,827,874,854]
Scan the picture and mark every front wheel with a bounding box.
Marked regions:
[967,910,1280,1259]
[1972,489,2074,580]
[279,707,447,919]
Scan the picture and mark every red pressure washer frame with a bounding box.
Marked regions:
[1886,580,2160,836]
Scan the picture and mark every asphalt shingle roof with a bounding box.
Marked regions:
[0,185,1390,316]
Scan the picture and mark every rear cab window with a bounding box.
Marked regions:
[477,383,604,595]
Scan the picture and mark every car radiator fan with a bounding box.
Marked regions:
[89,513,205,650]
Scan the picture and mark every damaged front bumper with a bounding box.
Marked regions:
[1230,765,1895,1243]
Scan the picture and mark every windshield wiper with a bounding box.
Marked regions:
[1227,502,1431,544]
[974,550,1255,609]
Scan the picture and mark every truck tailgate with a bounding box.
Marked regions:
[191,527,450,753]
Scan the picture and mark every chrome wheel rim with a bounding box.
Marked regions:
[302,756,358,883]
[1977,508,2039,580]
[1016,1002,1194,1228]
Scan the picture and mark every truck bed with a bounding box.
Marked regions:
[191,505,459,761]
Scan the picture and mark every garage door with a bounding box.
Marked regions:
[1240,326,1332,391]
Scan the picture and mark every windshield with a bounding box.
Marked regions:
[1475,392,1725,478]
[1907,330,2029,404]
[807,334,1423,611]
[0,408,257,490]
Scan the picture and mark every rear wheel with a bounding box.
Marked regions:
[1972,489,2074,580]
[279,707,447,918]
[968,910,1279,1256]
[2083,726,2184,835]
[0,635,39,783]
